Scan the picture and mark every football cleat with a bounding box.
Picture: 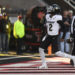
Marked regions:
[37,63,48,69]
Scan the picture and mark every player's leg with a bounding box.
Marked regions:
[55,51,73,59]
[55,36,75,67]
[38,35,51,69]
[52,35,75,67]
[55,50,75,67]
[39,47,48,69]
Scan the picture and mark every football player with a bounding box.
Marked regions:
[38,4,75,69]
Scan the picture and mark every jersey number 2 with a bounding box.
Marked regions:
[49,24,52,31]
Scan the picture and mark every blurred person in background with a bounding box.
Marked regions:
[70,16,75,66]
[60,10,71,53]
[25,6,46,52]
[1,13,11,54]
[68,10,73,24]
[0,14,3,53]
[68,10,74,53]
[13,15,25,55]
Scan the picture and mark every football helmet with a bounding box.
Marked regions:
[51,4,61,14]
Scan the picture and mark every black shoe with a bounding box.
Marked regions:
[70,59,74,66]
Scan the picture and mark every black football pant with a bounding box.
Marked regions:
[40,35,59,53]
[16,38,23,55]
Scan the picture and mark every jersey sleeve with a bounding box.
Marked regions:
[57,15,62,21]
[45,14,50,20]
[45,14,50,26]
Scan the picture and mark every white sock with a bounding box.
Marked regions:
[55,51,73,59]
[39,47,46,65]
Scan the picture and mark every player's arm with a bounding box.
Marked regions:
[57,20,66,39]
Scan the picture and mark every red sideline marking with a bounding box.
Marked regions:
[0,72,75,74]
[59,62,70,65]
[25,42,40,45]
[0,64,41,71]
[26,28,41,31]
